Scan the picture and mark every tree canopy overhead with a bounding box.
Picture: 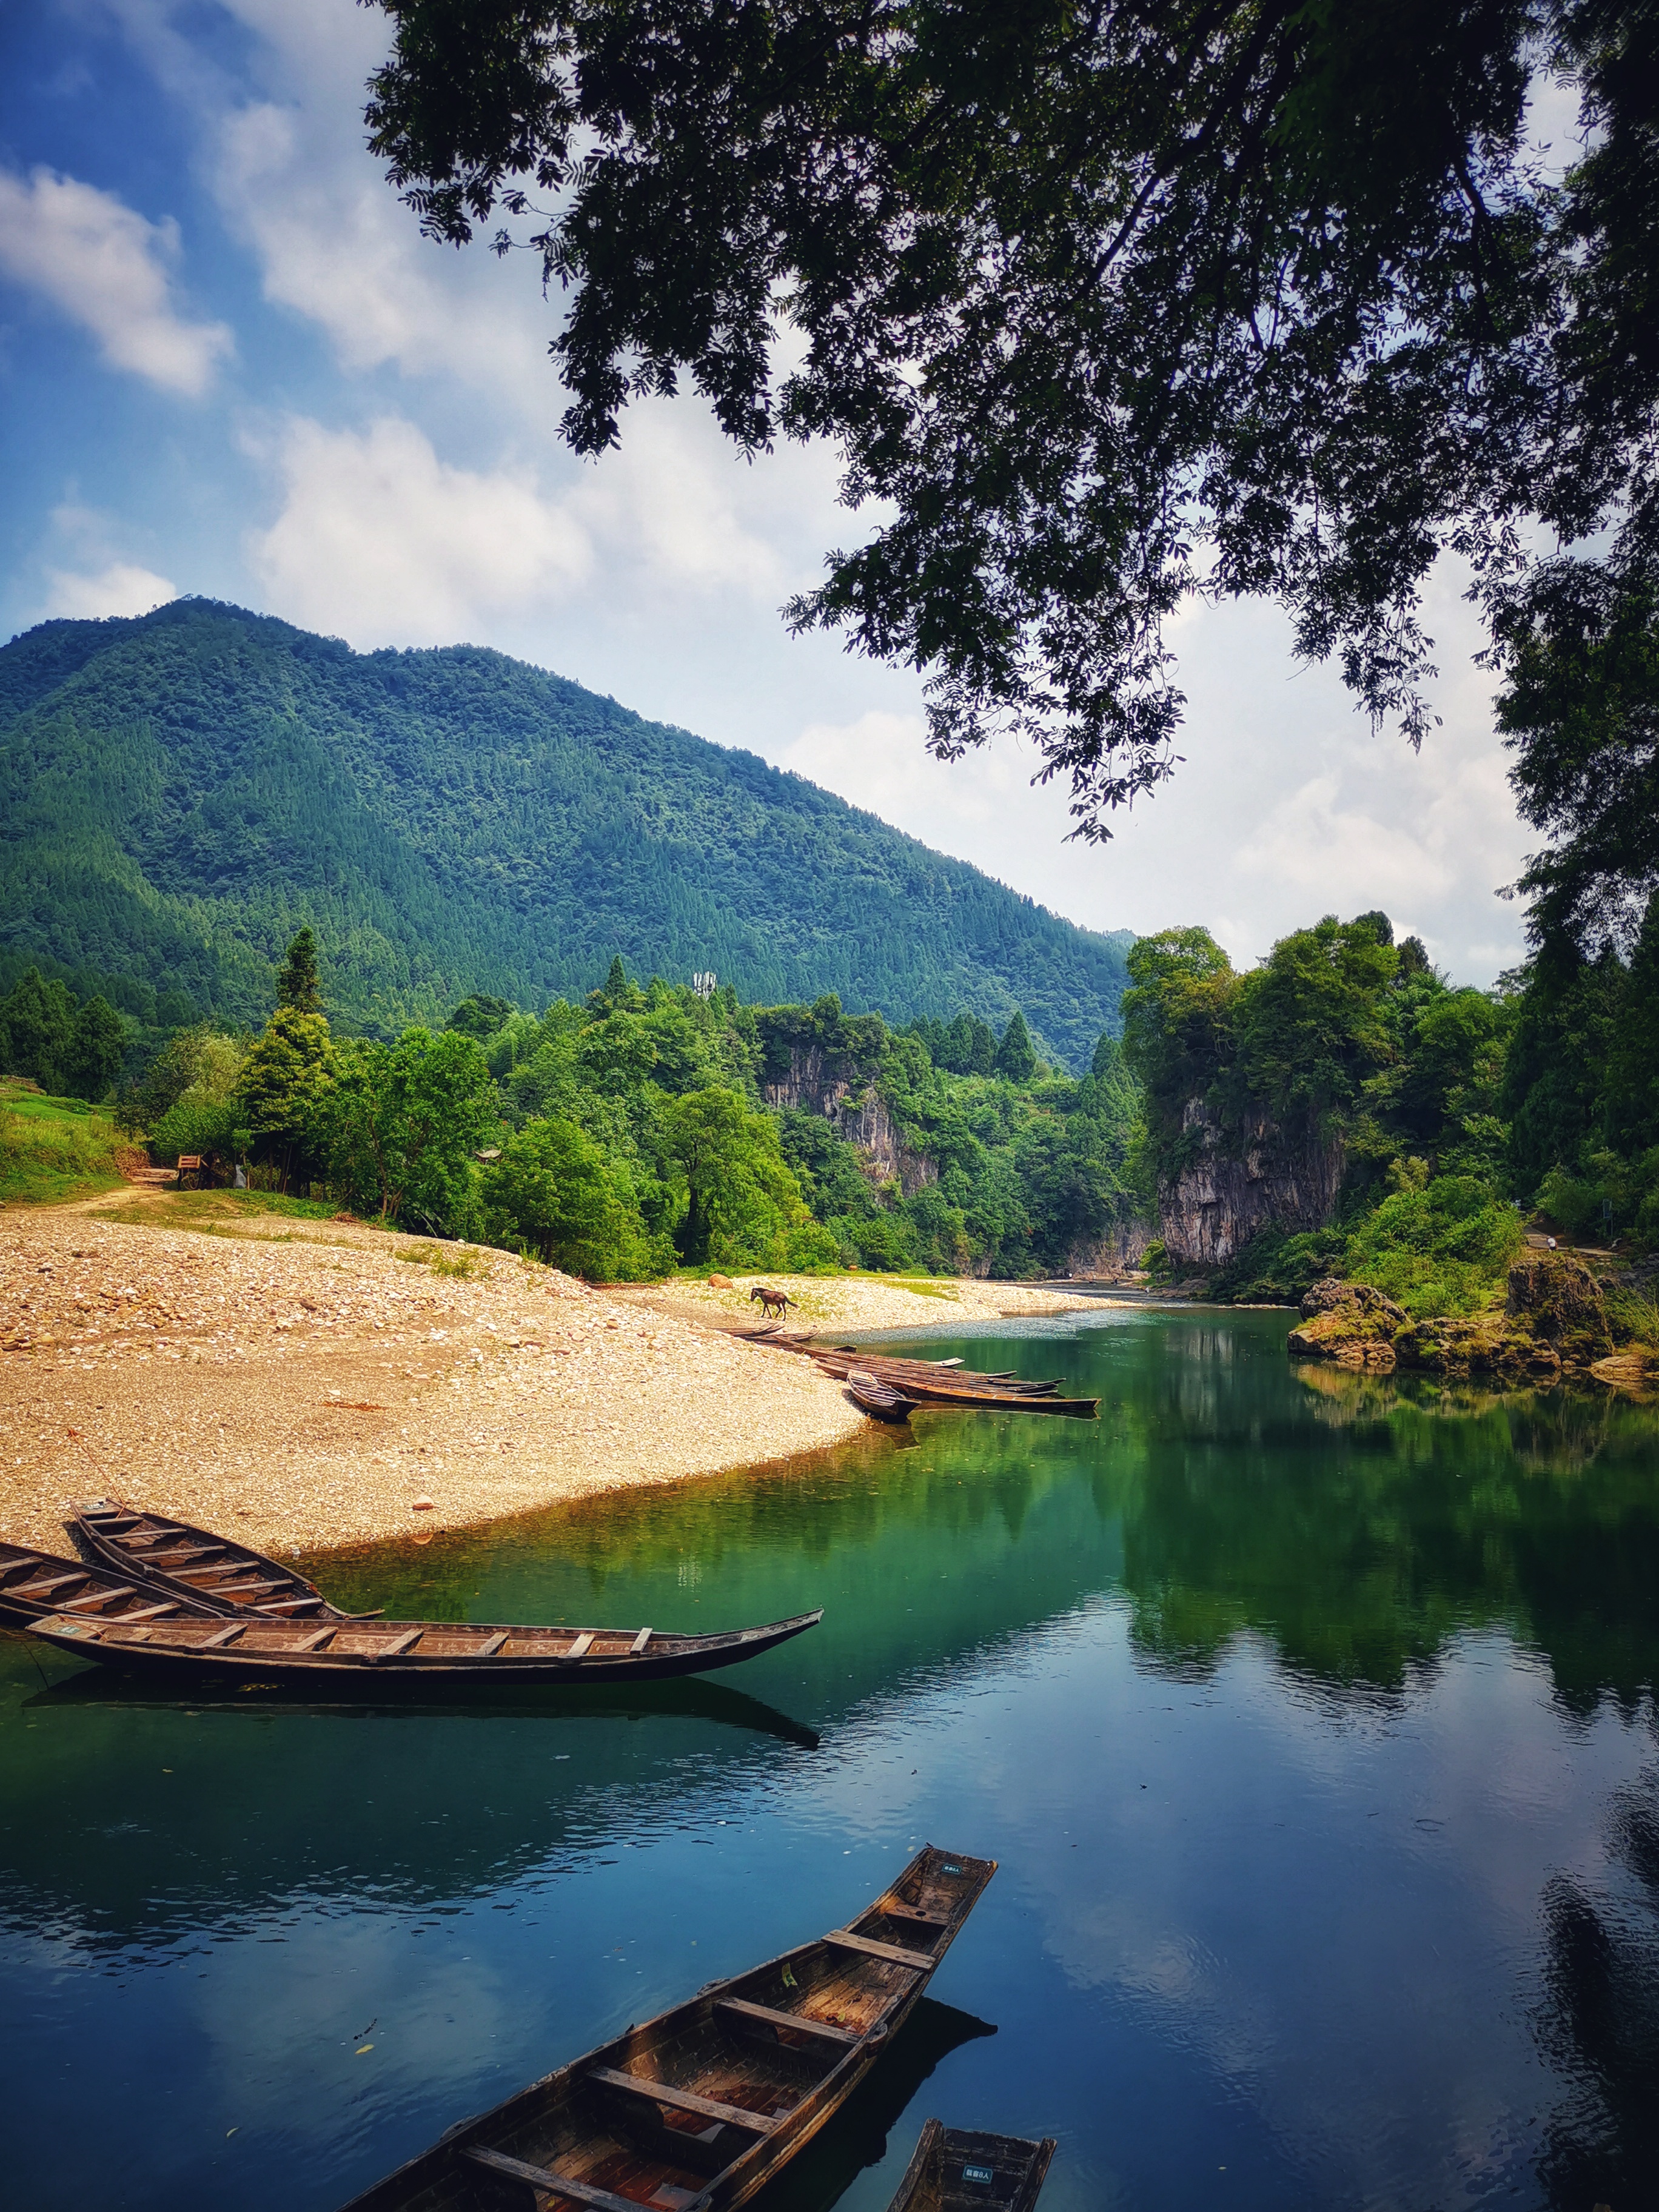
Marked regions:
[366,0,1657,927]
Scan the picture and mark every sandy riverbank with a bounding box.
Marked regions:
[0,1193,1099,1557]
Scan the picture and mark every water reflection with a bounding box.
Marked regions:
[1,1307,1656,2211]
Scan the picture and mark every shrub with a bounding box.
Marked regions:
[483,1117,671,1280]
[149,1090,241,1167]
[1342,1175,1526,1318]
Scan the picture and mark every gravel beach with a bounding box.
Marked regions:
[0,1191,1097,1558]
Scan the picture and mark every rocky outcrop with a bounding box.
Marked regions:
[1287,1279,1409,1368]
[1159,1099,1345,1267]
[762,1043,937,1196]
[1288,1253,1625,1386]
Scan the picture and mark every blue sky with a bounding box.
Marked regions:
[0,1,1553,984]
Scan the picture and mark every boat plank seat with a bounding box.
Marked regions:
[60,1583,138,1611]
[117,1601,183,1622]
[460,2147,654,2211]
[715,1997,859,2046]
[374,1627,424,1660]
[565,1632,596,1660]
[629,1626,652,1655]
[293,1626,336,1651]
[475,1632,509,1657]
[587,2068,780,2133]
[199,1622,246,1649]
[824,1930,936,1971]
[13,1571,89,1598]
[878,1901,948,1929]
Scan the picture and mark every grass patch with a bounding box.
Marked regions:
[95,1188,349,1230]
[0,1082,127,1205]
[397,1242,488,1279]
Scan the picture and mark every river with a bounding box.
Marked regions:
[2,1305,1656,2210]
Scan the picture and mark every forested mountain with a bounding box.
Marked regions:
[0,600,1131,1069]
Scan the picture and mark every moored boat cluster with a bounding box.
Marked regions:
[4,1458,1064,2206]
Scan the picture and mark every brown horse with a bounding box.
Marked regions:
[749,1284,796,1319]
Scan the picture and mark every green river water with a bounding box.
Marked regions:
[1,1303,1656,2210]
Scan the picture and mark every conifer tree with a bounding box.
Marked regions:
[995,1011,1037,1083]
[276,928,323,1014]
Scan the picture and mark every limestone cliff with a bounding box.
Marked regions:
[1158,1098,1345,1266]
[761,1042,937,1196]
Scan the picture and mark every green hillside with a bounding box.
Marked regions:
[0,600,1130,1068]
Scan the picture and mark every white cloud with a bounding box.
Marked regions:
[42,561,178,618]
[247,415,591,645]
[0,165,231,394]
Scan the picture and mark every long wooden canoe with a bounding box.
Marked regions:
[0,1537,221,1634]
[337,1844,996,2212]
[885,2122,1056,2212]
[72,1500,377,1620]
[24,1603,824,1686]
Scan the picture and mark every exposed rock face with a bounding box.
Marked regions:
[762,1043,937,1196]
[1504,1251,1612,1362]
[1159,1099,1345,1266]
[1062,1220,1156,1278]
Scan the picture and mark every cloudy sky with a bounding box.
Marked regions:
[0,2,1557,985]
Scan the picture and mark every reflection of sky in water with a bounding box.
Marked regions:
[1,1307,1655,2210]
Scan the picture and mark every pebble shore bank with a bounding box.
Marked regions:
[1,1192,1096,1558]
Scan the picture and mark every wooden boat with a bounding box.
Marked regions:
[72,1500,378,1620]
[830,1349,1058,1393]
[0,1536,221,1634]
[846,1370,916,1424]
[808,1355,1096,1418]
[337,1844,996,2212]
[24,1603,825,1687]
[886,2122,1056,2212]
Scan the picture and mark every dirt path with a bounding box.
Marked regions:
[1,1195,1104,1560]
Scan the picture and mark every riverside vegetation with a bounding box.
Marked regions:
[7,928,1144,1282]
[1119,906,1659,1380]
[5,902,1656,1372]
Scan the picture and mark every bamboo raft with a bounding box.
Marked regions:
[0,1536,221,1634]
[885,2122,1056,2212]
[73,1500,377,1620]
[338,1844,996,2212]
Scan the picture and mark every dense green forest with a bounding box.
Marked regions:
[0,598,1131,1070]
[1121,904,1659,1317]
[69,930,1143,1280]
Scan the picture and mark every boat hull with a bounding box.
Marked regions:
[885,2121,1056,2212]
[336,1844,996,2212]
[26,1608,823,1687]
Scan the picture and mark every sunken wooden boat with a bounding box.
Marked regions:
[885,2122,1056,2212]
[0,1536,223,1634]
[846,1370,916,1424]
[24,1603,825,1687]
[72,1500,378,1620]
[337,1844,996,2212]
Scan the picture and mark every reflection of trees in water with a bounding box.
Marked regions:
[1535,1771,1659,2211]
[1116,1330,1659,1706]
